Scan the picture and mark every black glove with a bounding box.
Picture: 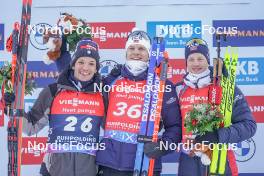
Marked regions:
[4,92,15,106]
[110,64,122,77]
[40,162,51,176]
[195,131,219,145]
[143,141,169,159]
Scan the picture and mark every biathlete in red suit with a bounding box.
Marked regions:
[176,38,257,176]
[5,39,105,176]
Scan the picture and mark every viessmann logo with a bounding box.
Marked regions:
[180,95,208,104]
[59,98,100,106]
[21,137,47,165]
[246,96,264,123]
[213,20,264,47]
[27,61,59,88]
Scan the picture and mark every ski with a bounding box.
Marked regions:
[210,45,239,175]
[133,37,165,176]
[7,0,32,176]
[147,51,169,176]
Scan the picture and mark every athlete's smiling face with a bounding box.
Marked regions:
[72,57,97,81]
[126,44,149,62]
[187,53,209,74]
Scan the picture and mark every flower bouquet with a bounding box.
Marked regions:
[184,103,224,165]
[43,12,92,64]
[57,12,92,52]
[0,63,36,96]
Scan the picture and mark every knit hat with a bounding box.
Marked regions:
[125,28,151,56]
[71,38,100,70]
[185,38,210,64]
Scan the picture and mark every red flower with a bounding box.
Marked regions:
[192,119,198,126]
[219,121,225,128]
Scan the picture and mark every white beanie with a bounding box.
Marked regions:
[125,28,151,56]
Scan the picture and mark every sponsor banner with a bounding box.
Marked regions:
[147,21,201,48]
[235,138,256,163]
[212,20,264,47]
[29,23,52,50]
[0,24,4,50]
[90,22,135,49]
[167,59,186,84]
[99,59,118,77]
[236,57,264,85]
[29,22,135,50]
[235,124,264,173]
[27,61,59,88]
[246,96,264,123]
[21,137,47,165]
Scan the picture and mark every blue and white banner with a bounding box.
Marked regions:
[27,61,59,88]
[236,57,264,85]
[213,20,264,47]
[147,21,201,48]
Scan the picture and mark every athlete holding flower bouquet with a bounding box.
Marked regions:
[175,38,256,176]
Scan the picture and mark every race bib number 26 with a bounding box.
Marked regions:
[64,116,93,133]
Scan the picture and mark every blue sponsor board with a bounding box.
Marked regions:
[236,57,264,85]
[0,24,4,50]
[213,20,264,47]
[147,21,201,48]
[27,61,59,88]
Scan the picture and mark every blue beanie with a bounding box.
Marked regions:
[71,38,100,70]
[185,38,210,64]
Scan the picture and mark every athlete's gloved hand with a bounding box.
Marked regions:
[195,131,219,145]
[144,141,169,159]
[110,64,123,77]
[4,92,15,106]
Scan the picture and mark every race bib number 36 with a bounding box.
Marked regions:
[106,79,145,134]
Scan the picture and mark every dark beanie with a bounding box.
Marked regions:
[185,38,210,64]
[71,38,100,71]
